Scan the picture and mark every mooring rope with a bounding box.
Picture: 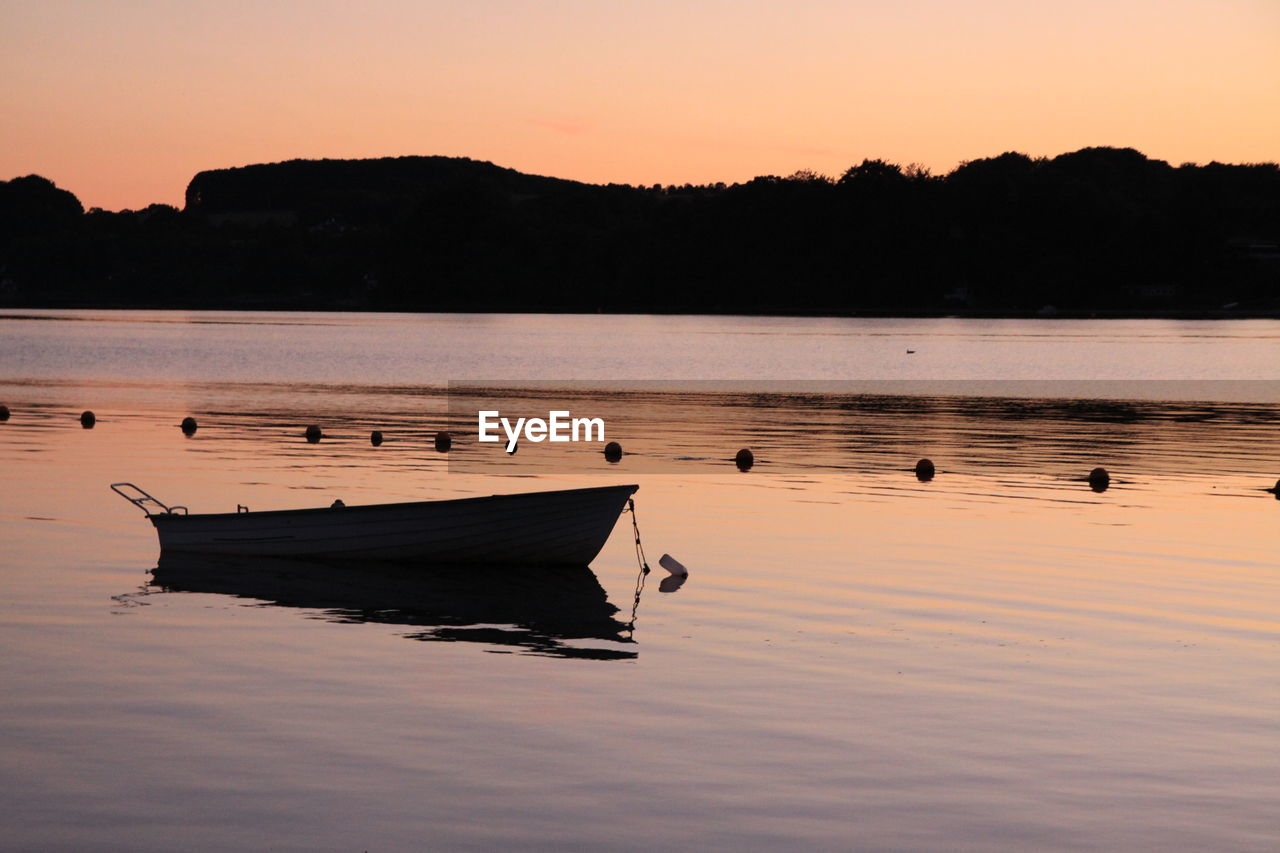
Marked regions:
[625,497,650,638]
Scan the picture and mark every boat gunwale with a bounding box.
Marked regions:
[149,483,639,523]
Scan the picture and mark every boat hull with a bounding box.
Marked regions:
[150,484,638,564]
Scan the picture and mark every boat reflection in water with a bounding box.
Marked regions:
[151,553,639,660]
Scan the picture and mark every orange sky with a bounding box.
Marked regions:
[2,0,1277,211]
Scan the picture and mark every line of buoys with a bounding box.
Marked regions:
[0,404,9,421]
[91,418,464,450]
[102,418,1260,498]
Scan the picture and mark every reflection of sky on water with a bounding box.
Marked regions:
[3,396,1278,851]
[8,381,1277,491]
[5,312,1280,389]
[4,314,1280,851]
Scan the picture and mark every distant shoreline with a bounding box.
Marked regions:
[5,149,1278,318]
[3,302,1278,321]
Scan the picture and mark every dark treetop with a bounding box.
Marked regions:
[2,148,1278,316]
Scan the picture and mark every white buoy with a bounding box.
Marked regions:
[658,556,688,593]
[658,553,688,578]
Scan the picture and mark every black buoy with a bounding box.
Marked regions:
[181,416,198,435]
[80,410,96,429]
[370,430,383,446]
[604,441,623,463]
[304,425,322,443]
[434,431,451,453]
[735,448,754,471]
[0,404,9,421]
[915,458,935,481]
[1088,466,1110,492]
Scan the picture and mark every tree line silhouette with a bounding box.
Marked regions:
[2,147,1278,315]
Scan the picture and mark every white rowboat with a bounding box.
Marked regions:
[112,483,639,565]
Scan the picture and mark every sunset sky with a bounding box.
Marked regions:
[2,0,1277,211]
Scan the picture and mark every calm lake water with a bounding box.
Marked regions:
[2,311,1279,851]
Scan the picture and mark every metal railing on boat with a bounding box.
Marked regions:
[110,483,187,517]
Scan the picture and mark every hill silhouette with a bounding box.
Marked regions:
[185,156,585,220]
[2,149,1278,315]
